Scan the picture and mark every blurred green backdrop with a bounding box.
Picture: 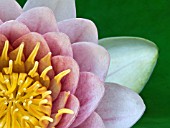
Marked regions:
[17,0,170,127]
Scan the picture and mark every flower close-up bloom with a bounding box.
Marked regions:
[0,0,158,128]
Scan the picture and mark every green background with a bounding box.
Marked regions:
[17,0,170,127]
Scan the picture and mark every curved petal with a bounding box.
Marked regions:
[0,20,30,43]
[23,0,76,22]
[13,32,50,60]
[0,0,22,22]
[70,72,105,127]
[99,37,158,93]
[44,32,73,57]
[76,112,105,128]
[96,83,146,128]
[58,18,98,43]
[56,94,80,128]
[72,42,110,81]
[17,7,58,34]
[52,56,79,94]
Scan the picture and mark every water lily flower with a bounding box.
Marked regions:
[0,0,158,128]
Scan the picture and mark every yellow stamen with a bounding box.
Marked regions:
[1,40,9,60]
[3,60,13,74]
[54,69,71,85]
[28,61,39,77]
[15,43,24,65]
[40,66,52,80]
[55,108,74,125]
[18,73,27,86]
[25,42,40,72]
[0,41,73,127]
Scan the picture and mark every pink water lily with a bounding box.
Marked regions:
[0,0,158,128]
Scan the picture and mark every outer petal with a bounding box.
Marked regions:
[76,112,105,128]
[96,83,146,128]
[99,37,158,93]
[0,20,30,43]
[52,56,79,94]
[0,0,22,22]
[13,32,50,60]
[44,32,73,57]
[17,7,58,34]
[72,42,110,81]
[58,18,98,43]
[70,72,105,127]
[23,0,76,22]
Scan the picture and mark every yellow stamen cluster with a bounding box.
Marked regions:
[0,40,74,128]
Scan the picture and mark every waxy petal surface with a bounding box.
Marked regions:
[44,32,73,57]
[0,0,22,22]
[0,20,30,43]
[17,7,58,34]
[71,72,105,127]
[72,42,110,81]
[52,56,79,94]
[58,18,98,43]
[23,0,76,22]
[76,112,105,128]
[99,37,158,93]
[13,32,50,60]
[96,83,145,128]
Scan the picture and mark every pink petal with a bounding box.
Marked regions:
[58,18,98,43]
[0,20,3,25]
[17,7,58,34]
[52,56,79,94]
[44,32,73,57]
[96,83,146,128]
[13,32,50,60]
[56,94,80,128]
[70,72,105,127]
[23,0,76,22]
[72,42,110,81]
[76,112,105,128]
[0,20,30,43]
[0,0,22,22]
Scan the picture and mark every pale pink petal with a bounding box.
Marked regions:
[52,56,79,94]
[76,112,105,128]
[23,0,76,22]
[72,42,110,81]
[13,32,50,60]
[0,20,30,43]
[70,72,105,127]
[96,83,146,128]
[44,32,73,57]
[58,18,98,43]
[17,7,58,34]
[0,0,22,22]
[56,94,80,128]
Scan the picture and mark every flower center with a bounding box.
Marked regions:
[0,40,73,127]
